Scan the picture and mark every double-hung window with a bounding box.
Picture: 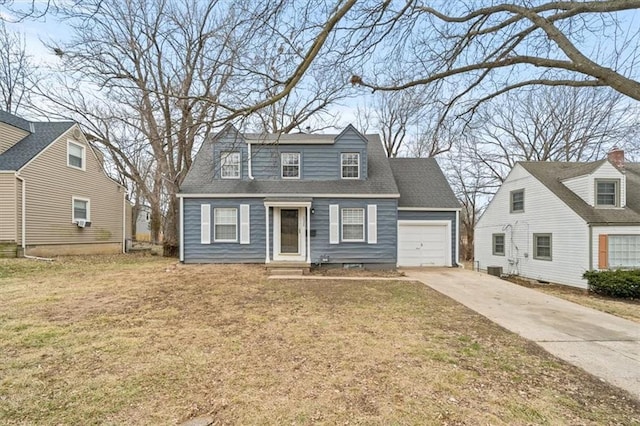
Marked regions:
[220,152,240,179]
[510,189,524,213]
[492,233,505,256]
[341,153,360,179]
[68,141,85,170]
[281,153,300,179]
[214,208,237,242]
[596,180,618,207]
[533,233,552,260]
[342,208,364,241]
[72,197,90,223]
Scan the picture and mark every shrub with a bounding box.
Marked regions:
[583,269,640,299]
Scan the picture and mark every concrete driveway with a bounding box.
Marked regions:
[403,267,640,400]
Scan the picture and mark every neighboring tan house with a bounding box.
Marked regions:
[0,110,129,257]
[178,124,461,267]
[474,148,640,288]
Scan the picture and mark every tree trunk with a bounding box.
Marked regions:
[162,193,180,257]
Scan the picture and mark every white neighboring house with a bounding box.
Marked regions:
[474,149,640,288]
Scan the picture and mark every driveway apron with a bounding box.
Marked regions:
[403,268,640,400]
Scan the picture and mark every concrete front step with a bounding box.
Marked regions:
[266,263,310,276]
[269,268,305,276]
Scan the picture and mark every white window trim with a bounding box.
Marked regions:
[220,152,241,179]
[341,153,360,179]
[72,196,91,223]
[67,140,86,171]
[341,207,365,242]
[214,207,238,242]
[281,152,301,179]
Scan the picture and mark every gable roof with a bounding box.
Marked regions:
[180,129,399,196]
[519,161,640,224]
[0,111,75,171]
[389,158,460,209]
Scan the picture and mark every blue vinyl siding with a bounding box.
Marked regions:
[398,210,458,265]
[182,197,397,264]
[183,198,266,263]
[309,198,396,264]
[212,127,368,181]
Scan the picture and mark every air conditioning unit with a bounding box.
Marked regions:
[76,219,86,228]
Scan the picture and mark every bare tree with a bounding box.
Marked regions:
[40,0,247,256]
[350,1,640,118]
[470,86,640,182]
[443,148,499,261]
[0,22,33,113]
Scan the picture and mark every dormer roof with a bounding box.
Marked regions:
[519,161,640,225]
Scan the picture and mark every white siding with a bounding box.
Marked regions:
[591,225,640,270]
[561,162,625,207]
[591,162,626,207]
[562,175,590,203]
[475,164,590,288]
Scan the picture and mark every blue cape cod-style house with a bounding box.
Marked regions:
[178,124,460,268]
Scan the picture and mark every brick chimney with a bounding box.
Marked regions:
[607,146,624,169]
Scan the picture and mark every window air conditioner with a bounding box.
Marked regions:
[76,219,87,228]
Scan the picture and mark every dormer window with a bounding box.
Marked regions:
[341,153,359,179]
[67,141,85,170]
[281,153,300,179]
[221,152,240,179]
[510,189,524,213]
[596,179,619,207]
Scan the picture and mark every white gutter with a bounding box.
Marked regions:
[179,196,184,262]
[15,174,25,251]
[247,142,254,180]
[455,209,460,267]
[122,191,126,253]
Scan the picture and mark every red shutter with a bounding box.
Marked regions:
[598,234,608,269]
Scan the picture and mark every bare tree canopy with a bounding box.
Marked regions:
[470,86,640,182]
[0,22,33,113]
[350,1,640,115]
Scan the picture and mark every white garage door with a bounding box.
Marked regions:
[398,222,450,267]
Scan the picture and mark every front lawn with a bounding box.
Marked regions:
[1,256,638,424]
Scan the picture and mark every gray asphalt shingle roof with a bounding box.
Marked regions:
[520,161,640,224]
[0,112,75,171]
[180,131,401,196]
[389,158,461,209]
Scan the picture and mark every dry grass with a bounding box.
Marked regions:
[507,277,640,324]
[1,256,639,425]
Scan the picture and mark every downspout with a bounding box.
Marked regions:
[122,190,126,253]
[16,174,25,252]
[247,142,254,180]
[14,173,59,262]
[588,223,593,270]
[179,196,184,262]
[455,210,460,267]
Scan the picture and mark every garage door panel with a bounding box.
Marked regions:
[398,223,449,267]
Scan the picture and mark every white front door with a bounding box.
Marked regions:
[274,207,306,261]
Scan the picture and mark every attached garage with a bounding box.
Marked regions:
[397,220,451,267]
